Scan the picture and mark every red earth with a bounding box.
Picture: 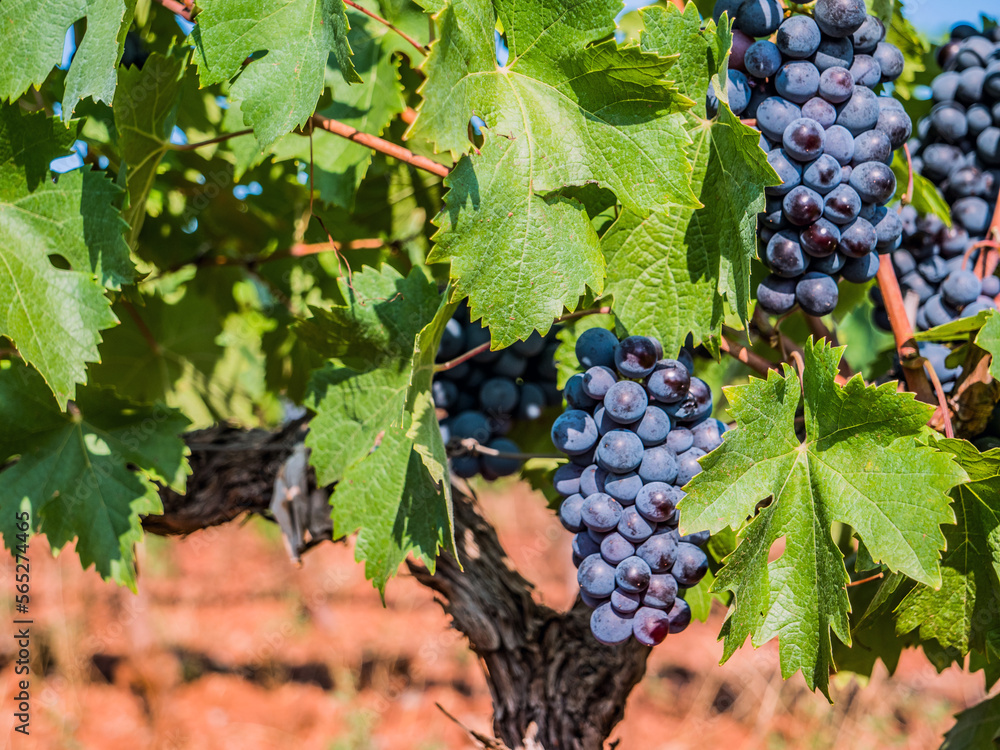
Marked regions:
[0,481,988,749]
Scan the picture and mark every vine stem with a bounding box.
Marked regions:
[343,0,429,55]
[901,143,915,206]
[171,129,254,151]
[847,571,884,588]
[718,336,776,378]
[876,254,933,398]
[554,306,613,323]
[310,115,450,178]
[435,342,491,372]
[155,0,192,20]
[121,300,160,355]
[457,438,562,461]
[923,360,955,439]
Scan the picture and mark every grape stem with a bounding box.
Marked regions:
[154,0,192,20]
[434,342,491,372]
[171,129,254,151]
[343,0,429,56]
[846,571,884,588]
[310,115,451,178]
[923,360,955,439]
[901,143,915,206]
[875,254,935,400]
[555,306,613,323]
[456,438,562,461]
[718,336,777,378]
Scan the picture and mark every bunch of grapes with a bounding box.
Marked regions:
[713,0,911,316]
[435,305,561,480]
[550,329,719,647]
[871,25,1000,334]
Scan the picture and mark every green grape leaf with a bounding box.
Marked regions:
[242,4,406,206]
[976,313,1000,382]
[0,0,134,109]
[891,150,951,227]
[429,136,606,347]
[914,309,995,342]
[0,361,189,590]
[305,266,455,590]
[940,694,1000,750]
[682,338,965,696]
[408,0,698,215]
[192,0,360,151]
[0,104,124,407]
[114,52,185,247]
[894,440,1000,654]
[870,0,893,24]
[603,5,779,353]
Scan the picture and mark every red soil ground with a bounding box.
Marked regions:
[0,482,988,749]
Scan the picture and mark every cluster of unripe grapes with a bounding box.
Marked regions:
[551,330,720,646]
[873,24,1000,335]
[712,0,911,317]
[435,305,561,480]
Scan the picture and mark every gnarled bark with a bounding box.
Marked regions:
[145,424,649,750]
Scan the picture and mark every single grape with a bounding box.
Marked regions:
[958,67,986,104]
[618,505,656,543]
[437,318,466,360]
[849,54,882,88]
[765,148,804,195]
[636,529,679,573]
[953,196,991,234]
[823,125,856,166]
[494,350,527,378]
[942,270,983,308]
[836,86,880,135]
[802,154,843,194]
[579,553,618,599]
[553,463,584,496]
[872,206,903,249]
[735,0,783,37]
[480,377,519,414]
[675,447,707,486]
[800,218,842,257]
[614,336,660,379]
[637,445,679,484]
[590,602,634,645]
[672,543,709,586]
[776,61,821,104]
[711,0,743,23]
[603,380,648,424]
[604,471,644,504]
[600,532,636,566]
[783,185,825,226]
[564,373,598,411]
[851,15,885,54]
[851,130,893,167]
[596,429,645,473]
[610,589,642,616]
[635,482,682,523]
[634,404,673,447]
[776,15,822,59]
[765,230,810,277]
[642,574,679,611]
[579,464,608,497]
[573,531,601,560]
[813,0,867,38]
[559,493,586,532]
[616,556,652,594]
[757,274,798,314]
[813,36,854,71]
[782,117,826,161]
[810,250,847,276]
[647,360,691,403]
[575,327,618,369]
[823,184,862,224]
[452,454,480,478]
[839,217,877,258]
[758,98,803,141]
[796,271,840,315]
[681,530,712,546]
[667,378,713,423]
[727,70,751,116]
[841,251,881,283]
[667,427,694,454]
[666,598,693,634]
[517,382,546,421]
[581,366,617,400]
[692,418,726,453]
[632,606,671,646]
[745,40,783,78]
[452,410,493,443]
[551,410,599,455]
[802,97,837,129]
[581,493,624,533]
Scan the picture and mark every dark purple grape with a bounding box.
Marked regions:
[559,494,586,532]
[632,606,670,646]
[776,15,822,59]
[757,274,798,314]
[800,218,842,257]
[666,427,694,454]
[610,589,641,616]
[841,251,881,283]
[813,36,855,71]
[581,366,617,399]
[554,463,584,496]
[958,67,986,104]
[735,0,783,37]
[850,161,896,204]
[810,250,846,275]
[924,294,958,328]
[692,418,725,452]
[745,40,782,78]
[600,532,636,565]
[634,404,672,447]
[837,86,879,135]
[802,97,837,128]
[727,70,751,116]
[872,207,903,249]
[578,554,617,598]
[839,217,877,258]
[681,530,711,546]
[942,270,983,308]
[931,102,968,141]
[593,405,629,435]
[782,117,826,161]
[758,98,803,141]
[823,184,862,224]
[596,429,644,473]
[849,54,882,88]
[618,505,656,543]
[579,464,608,496]
[647,360,690,403]
[953,196,991,234]
[765,230,810,277]
[851,130,892,166]
[480,377,519,413]
[604,471,643,503]
[636,529,679,573]
[824,125,856,166]
[635,481,680,523]
[616,556,652,594]
[776,62,821,104]
[573,531,601,560]
[672,543,709,586]
[813,0,867,38]
[851,15,885,54]
[551,409,599,455]
[590,602,634,644]
[667,378,713,423]
[575,327,618,369]
[765,148,804,195]
[666,598,693,634]
[675,447,706,486]
[783,185,825,226]
[603,380,648,423]
[796,271,840,315]
[581,493,623,533]
[637,445,679,484]
[614,336,659,379]
[642,574,679,610]
[564,373,597,411]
